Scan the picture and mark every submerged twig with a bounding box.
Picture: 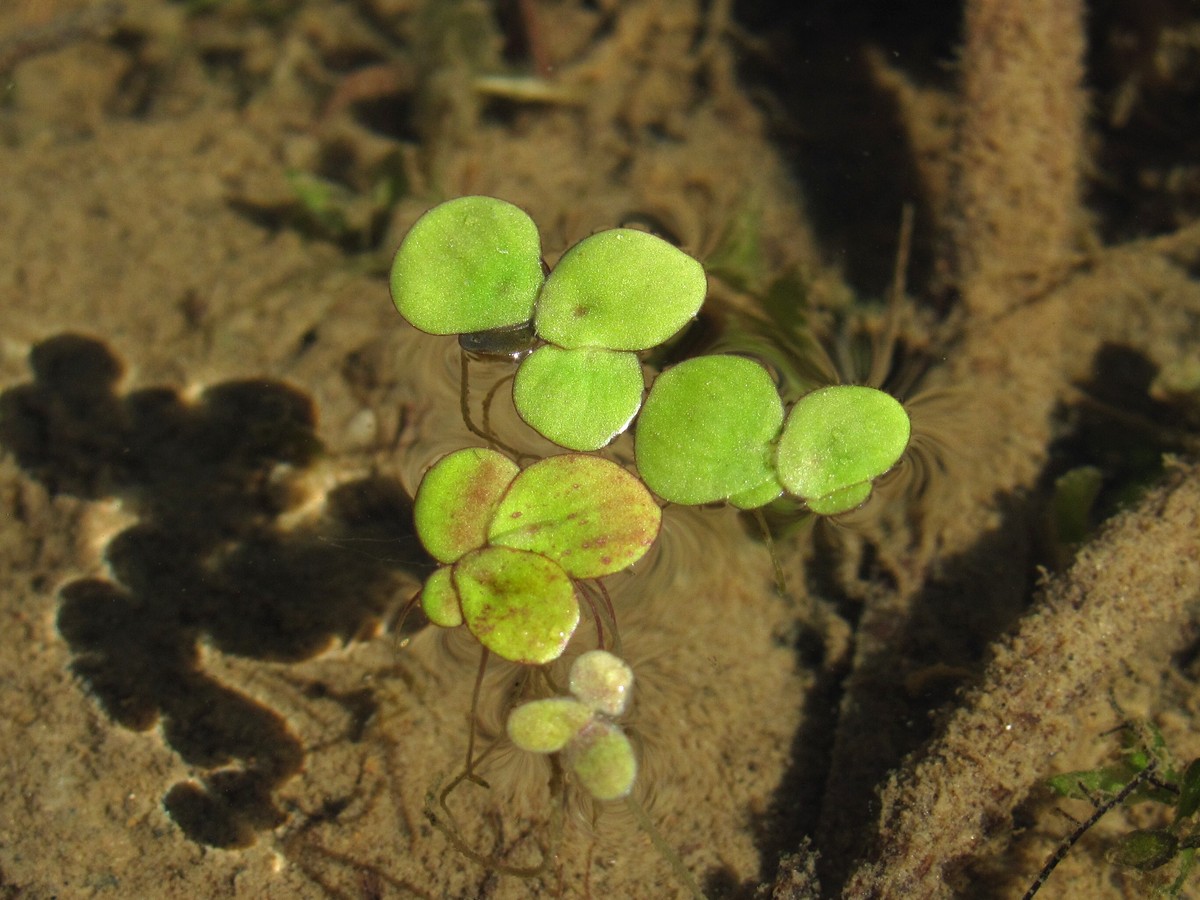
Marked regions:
[950,0,1087,320]
[842,460,1200,898]
[1021,760,1156,900]
[817,4,1092,880]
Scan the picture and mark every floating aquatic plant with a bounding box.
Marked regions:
[775,384,911,515]
[390,197,706,451]
[412,448,661,664]
[635,354,784,508]
[389,195,545,335]
[635,355,910,515]
[389,196,923,900]
[507,649,638,800]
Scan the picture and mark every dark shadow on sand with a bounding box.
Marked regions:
[0,333,430,848]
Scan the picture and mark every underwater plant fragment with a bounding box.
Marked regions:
[1029,726,1200,898]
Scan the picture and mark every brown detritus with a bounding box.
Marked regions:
[817,2,1200,895]
[817,2,1094,883]
[319,60,417,127]
[513,0,552,79]
[816,219,1200,894]
[948,0,1089,320]
[841,459,1200,898]
[0,2,123,78]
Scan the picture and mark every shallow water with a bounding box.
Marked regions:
[2,3,1200,899]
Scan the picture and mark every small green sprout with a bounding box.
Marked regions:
[1045,465,1104,569]
[282,154,406,249]
[507,650,637,801]
[504,697,595,753]
[1044,721,1174,806]
[1048,465,1104,551]
[412,450,661,664]
[568,643,635,717]
[390,198,706,451]
[1028,724,1200,899]
[567,720,639,802]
